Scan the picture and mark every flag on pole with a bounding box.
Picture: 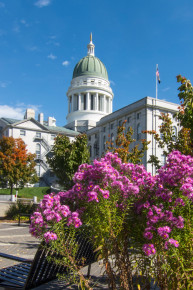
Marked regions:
[156,67,161,84]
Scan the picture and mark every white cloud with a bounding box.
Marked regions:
[28,46,38,51]
[0,105,25,119]
[35,0,51,8]
[162,87,170,92]
[20,19,29,27]
[62,60,70,66]
[13,23,20,33]
[47,53,57,60]
[0,81,10,88]
[0,104,41,119]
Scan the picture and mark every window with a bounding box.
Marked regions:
[172,126,177,141]
[88,135,91,141]
[36,132,41,138]
[90,94,94,110]
[137,112,141,119]
[69,96,72,113]
[36,164,41,177]
[84,94,86,110]
[127,116,131,123]
[36,143,41,159]
[103,135,106,150]
[103,127,106,132]
[20,130,26,136]
[51,134,56,140]
[161,155,166,167]
[74,95,78,111]
[119,120,122,127]
[94,141,98,156]
[111,133,114,145]
[137,123,141,141]
[89,145,92,157]
[111,123,114,130]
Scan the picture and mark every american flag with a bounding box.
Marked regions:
[156,67,161,84]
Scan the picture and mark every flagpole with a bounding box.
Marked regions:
[156,64,158,99]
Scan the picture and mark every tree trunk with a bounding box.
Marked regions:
[10,184,13,195]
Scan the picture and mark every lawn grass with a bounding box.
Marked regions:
[0,187,50,201]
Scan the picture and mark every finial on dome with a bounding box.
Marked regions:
[87,33,95,56]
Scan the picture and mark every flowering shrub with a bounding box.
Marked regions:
[30,150,193,289]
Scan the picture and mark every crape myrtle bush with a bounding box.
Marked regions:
[30,150,193,288]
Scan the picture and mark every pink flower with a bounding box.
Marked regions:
[44,231,57,243]
[143,231,153,240]
[143,244,156,256]
[168,238,179,248]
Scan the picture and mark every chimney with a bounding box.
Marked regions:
[48,117,56,127]
[24,109,35,119]
[38,113,44,125]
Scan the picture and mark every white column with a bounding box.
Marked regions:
[103,95,106,113]
[78,93,81,110]
[96,93,98,111]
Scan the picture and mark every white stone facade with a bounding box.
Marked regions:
[86,97,180,175]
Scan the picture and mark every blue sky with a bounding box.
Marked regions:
[1,0,193,126]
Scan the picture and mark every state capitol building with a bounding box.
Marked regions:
[0,35,179,186]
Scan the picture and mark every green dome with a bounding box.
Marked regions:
[73,55,108,80]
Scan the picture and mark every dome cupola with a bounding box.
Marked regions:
[72,33,108,80]
[65,34,113,132]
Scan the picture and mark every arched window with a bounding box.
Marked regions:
[36,143,41,159]
[137,123,141,141]
[172,126,177,141]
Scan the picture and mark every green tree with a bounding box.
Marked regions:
[176,75,193,140]
[107,120,150,164]
[144,112,193,169]
[0,137,38,194]
[47,134,90,190]
[144,75,193,169]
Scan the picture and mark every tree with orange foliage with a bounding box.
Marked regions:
[107,120,150,164]
[0,137,38,194]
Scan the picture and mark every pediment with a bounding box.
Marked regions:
[14,119,47,131]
